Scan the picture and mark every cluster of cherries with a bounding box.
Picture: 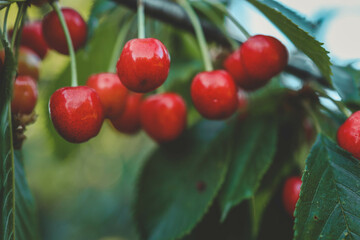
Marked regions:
[11,1,360,218]
[49,33,290,144]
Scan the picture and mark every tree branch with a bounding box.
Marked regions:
[112,0,329,86]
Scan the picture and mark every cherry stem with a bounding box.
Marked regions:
[108,15,135,73]
[309,82,351,118]
[202,0,250,40]
[52,1,78,87]
[137,0,145,39]
[179,0,213,72]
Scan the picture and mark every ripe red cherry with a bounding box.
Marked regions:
[110,93,143,134]
[191,70,238,120]
[42,8,87,55]
[337,111,360,159]
[1,47,41,80]
[223,48,257,91]
[10,21,48,59]
[240,35,288,81]
[11,76,38,114]
[282,176,302,216]
[116,38,170,93]
[86,73,128,118]
[49,86,104,143]
[140,93,186,142]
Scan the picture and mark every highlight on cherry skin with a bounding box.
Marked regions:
[191,70,238,120]
[9,21,49,59]
[282,176,302,216]
[240,34,288,81]
[337,111,360,160]
[116,38,170,93]
[49,86,104,143]
[86,73,128,119]
[110,93,143,135]
[11,76,38,115]
[140,93,187,143]
[42,7,87,55]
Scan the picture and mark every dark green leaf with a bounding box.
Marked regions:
[257,0,319,35]
[14,151,40,240]
[135,120,234,240]
[247,0,332,81]
[332,65,360,108]
[219,115,278,221]
[0,32,16,240]
[294,135,360,239]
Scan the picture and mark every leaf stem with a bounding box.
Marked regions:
[7,103,15,240]
[108,15,135,73]
[137,0,145,39]
[11,2,26,50]
[179,0,213,72]
[309,82,351,118]
[202,0,251,39]
[302,101,321,133]
[3,5,10,42]
[52,1,78,87]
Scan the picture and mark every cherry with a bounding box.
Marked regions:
[337,111,360,159]
[240,35,288,81]
[191,70,238,120]
[49,86,104,143]
[86,73,128,118]
[42,8,87,55]
[116,38,170,93]
[282,176,302,216]
[11,76,38,114]
[10,21,48,59]
[223,48,256,90]
[140,93,186,142]
[110,93,143,134]
[1,47,41,80]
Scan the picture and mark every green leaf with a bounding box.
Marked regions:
[14,151,40,240]
[0,33,16,240]
[332,65,360,108]
[247,0,332,81]
[294,135,360,239]
[218,115,278,221]
[134,120,234,240]
[257,0,319,35]
[87,0,117,40]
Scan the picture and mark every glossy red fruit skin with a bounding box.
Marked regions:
[49,86,104,143]
[116,38,170,93]
[140,93,187,143]
[42,8,87,55]
[282,176,302,216]
[337,111,360,159]
[240,35,288,81]
[223,48,256,91]
[11,76,38,114]
[110,93,143,134]
[86,73,128,118]
[1,47,41,80]
[191,70,238,120]
[11,21,48,59]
